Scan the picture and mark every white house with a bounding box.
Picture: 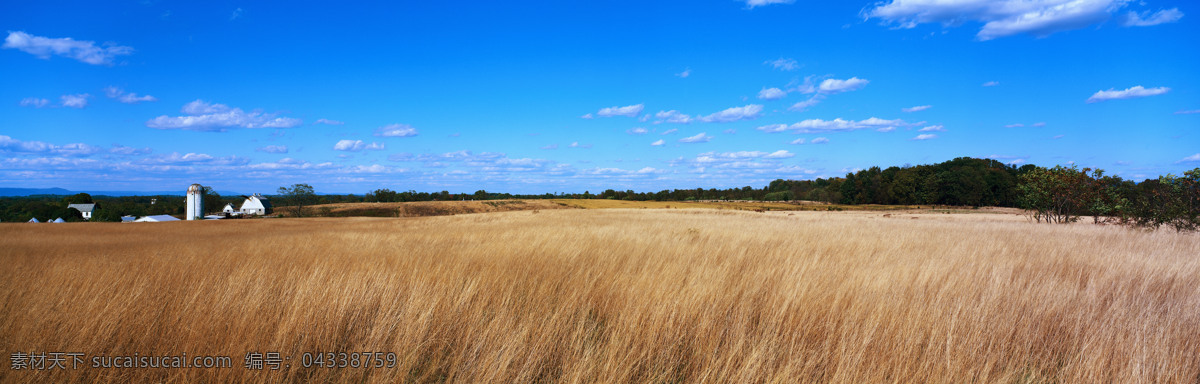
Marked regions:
[67,203,96,220]
[134,215,181,222]
[222,203,237,214]
[240,193,272,215]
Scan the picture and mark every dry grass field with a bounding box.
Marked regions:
[551,199,924,212]
[2,208,1198,383]
[280,199,569,218]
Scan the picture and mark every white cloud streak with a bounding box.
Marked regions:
[146,100,303,131]
[374,123,419,137]
[2,31,133,65]
[1087,85,1170,103]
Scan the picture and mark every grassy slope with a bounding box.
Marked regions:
[1,210,1197,383]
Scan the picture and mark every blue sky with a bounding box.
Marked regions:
[1,0,1197,194]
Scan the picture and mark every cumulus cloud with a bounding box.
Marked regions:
[0,135,102,157]
[743,0,793,8]
[314,118,344,125]
[912,134,938,140]
[758,87,787,100]
[256,145,288,154]
[374,123,418,137]
[1121,8,1183,26]
[104,87,156,104]
[651,139,666,146]
[757,117,910,133]
[902,105,932,112]
[678,133,713,143]
[596,104,644,118]
[19,98,48,108]
[865,0,1153,40]
[918,125,945,132]
[818,77,869,94]
[333,140,385,152]
[789,96,823,112]
[61,94,90,108]
[695,150,794,163]
[146,100,303,131]
[790,138,806,145]
[765,58,799,71]
[109,144,152,156]
[138,152,250,166]
[1086,85,1170,103]
[2,31,133,65]
[627,127,649,135]
[697,104,763,123]
[1178,153,1200,163]
[653,110,693,124]
[580,113,594,119]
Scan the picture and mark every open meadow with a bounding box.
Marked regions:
[2,206,1198,383]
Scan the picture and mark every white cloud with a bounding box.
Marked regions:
[61,94,90,108]
[0,135,102,157]
[661,129,678,135]
[569,142,592,149]
[757,117,910,133]
[723,129,737,134]
[230,7,244,21]
[912,134,938,140]
[333,140,385,152]
[596,104,644,118]
[580,113,594,119]
[109,144,151,156]
[374,123,419,137]
[744,0,793,8]
[1031,122,1046,127]
[919,125,945,132]
[902,105,932,112]
[676,68,691,78]
[146,100,303,131]
[256,145,288,154]
[651,139,665,146]
[790,138,806,145]
[678,133,713,143]
[1178,153,1200,163]
[810,137,829,144]
[865,0,1145,40]
[818,77,869,94]
[982,81,1000,87]
[2,31,133,65]
[695,150,794,163]
[789,96,823,112]
[314,118,344,125]
[653,110,693,124]
[1176,109,1200,115]
[758,87,787,100]
[19,98,48,108]
[627,127,649,135]
[1121,8,1183,26]
[1087,85,1170,103]
[1005,123,1025,128]
[765,58,799,71]
[697,104,763,123]
[104,87,157,104]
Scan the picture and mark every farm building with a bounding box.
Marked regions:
[51,218,65,223]
[67,203,96,220]
[134,215,180,222]
[240,194,272,215]
[222,203,237,214]
[28,217,39,223]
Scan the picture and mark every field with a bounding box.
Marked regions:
[2,206,1198,383]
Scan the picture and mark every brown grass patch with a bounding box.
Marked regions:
[278,199,570,218]
[1,210,1198,383]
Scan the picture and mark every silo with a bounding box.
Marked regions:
[186,184,204,220]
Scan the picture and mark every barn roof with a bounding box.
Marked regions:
[67,203,96,213]
[134,215,181,222]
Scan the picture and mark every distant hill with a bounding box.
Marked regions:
[0,187,245,197]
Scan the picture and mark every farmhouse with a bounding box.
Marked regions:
[68,203,96,220]
[240,193,272,215]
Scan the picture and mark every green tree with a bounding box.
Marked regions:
[277,184,316,217]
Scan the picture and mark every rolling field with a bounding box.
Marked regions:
[2,208,1198,383]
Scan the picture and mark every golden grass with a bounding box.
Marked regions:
[552,198,932,212]
[2,209,1198,383]
[279,199,569,218]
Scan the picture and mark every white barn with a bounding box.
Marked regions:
[222,203,237,214]
[67,203,96,220]
[240,194,272,215]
